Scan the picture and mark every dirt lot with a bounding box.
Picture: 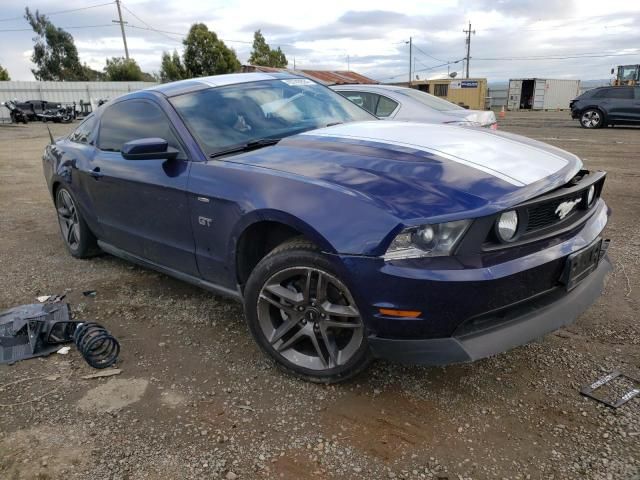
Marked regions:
[0,112,638,480]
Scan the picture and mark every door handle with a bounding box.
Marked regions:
[88,167,103,179]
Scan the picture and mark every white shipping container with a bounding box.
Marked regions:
[507,78,580,111]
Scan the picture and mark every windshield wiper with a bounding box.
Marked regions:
[209,138,281,159]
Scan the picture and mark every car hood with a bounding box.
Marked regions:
[229,121,582,222]
[441,109,497,126]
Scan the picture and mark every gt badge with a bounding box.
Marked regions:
[198,216,212,227]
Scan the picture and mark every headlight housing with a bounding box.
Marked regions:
[496,210,519,242]
[383,220,471,260]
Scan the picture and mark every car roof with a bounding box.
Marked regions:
[332,84,405,92]
[148,72,304,97]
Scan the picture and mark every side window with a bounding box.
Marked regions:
[69,115,96,144]
[594,88,633,99]
[592,89,610,99]
[340,91,379,115]
[98,100,185,158]
[376,96,399,117]
[606,88,633,99]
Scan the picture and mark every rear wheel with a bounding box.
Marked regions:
[580,109,604,129]
[55,186,98,258]
[244,239,371,383]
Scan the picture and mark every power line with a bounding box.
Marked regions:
[411,44,445,64]
[380,58,464,81]
[0,2,115,23]
[121,3,183,44]
[474,51,639,61]
[0,24,117,32]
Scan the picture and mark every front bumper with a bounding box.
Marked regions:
[368,254,610,365]
[336,199,610,365]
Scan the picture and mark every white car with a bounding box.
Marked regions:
[332,84,497,129]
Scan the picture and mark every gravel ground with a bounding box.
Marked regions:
[0,112,638,480]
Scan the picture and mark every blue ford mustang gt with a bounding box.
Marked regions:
[43,72,611,382]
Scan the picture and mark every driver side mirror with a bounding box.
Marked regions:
[121,138,179,161]
[611,68,615,75]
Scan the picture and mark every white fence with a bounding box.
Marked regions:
[0,81,157,122]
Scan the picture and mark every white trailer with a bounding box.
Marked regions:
[507,78,581,111]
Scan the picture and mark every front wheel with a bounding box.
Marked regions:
[580,109,604,128]
[244,240,372,383]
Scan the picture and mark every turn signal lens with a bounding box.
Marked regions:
[378,308,422,318]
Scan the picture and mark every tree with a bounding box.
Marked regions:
[103,57,145,81]
[82,64,105,81]
[24,7,88,81]
[248,30,288,68]
[0,64,10,81]
[182,23,240,77]
[160,50,186,82]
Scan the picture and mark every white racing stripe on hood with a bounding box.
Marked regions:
[303,122,573,187]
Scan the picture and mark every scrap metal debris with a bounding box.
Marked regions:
[0,303,78,364]
[0,302,120,369]
[36,294,66,303]
[580,371,640,409]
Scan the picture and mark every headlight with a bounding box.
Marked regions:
[496,210,518,242]
[587,185,596,206]
[384,220,471,260]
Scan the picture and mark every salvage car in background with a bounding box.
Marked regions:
[332,84,498,128]
[44,72,610,383]
[570,85,640,128]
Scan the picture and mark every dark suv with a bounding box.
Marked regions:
[570,86,640,128]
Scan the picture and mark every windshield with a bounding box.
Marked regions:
[397,88,465,111]
[618,65,639,81]
[169,78,375,155]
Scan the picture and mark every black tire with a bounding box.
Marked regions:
[54,186,99,258]
[244,239,372,383]
[579,108,604,129]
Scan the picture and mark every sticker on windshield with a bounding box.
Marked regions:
[282,78,315,86]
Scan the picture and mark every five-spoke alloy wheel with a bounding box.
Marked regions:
[245,240,371,383]
[55,186,98,258]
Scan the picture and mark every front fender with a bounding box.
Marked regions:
[228,209,337,259]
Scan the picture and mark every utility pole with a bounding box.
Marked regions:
[347,55,350,71]
[408,36,412,87]
[463,21,475,79]
[113,0,129,60]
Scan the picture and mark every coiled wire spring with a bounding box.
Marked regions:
[73,322,120,369]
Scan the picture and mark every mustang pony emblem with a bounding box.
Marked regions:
[555,198,582,219]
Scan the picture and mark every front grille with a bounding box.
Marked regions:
[470,170,607,253]
[525,195,582,232]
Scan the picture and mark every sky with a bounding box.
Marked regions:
[1,0,639,83]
